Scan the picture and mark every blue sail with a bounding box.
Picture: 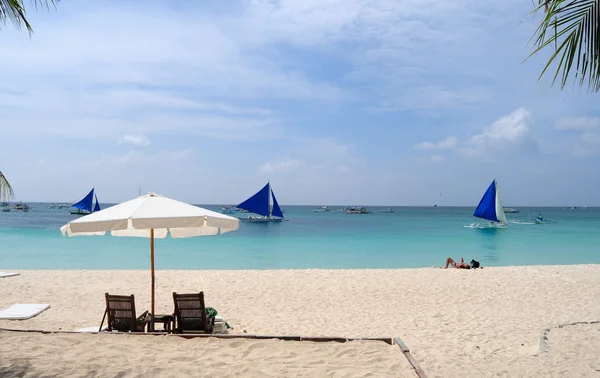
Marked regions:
[271,190,284,218]
[473,180,500,222]
[72,188,94,213]
[94,194,101,212]
[237,183,270,217]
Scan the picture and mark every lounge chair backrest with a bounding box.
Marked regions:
[173,292,209,332]
[105,293,138,332]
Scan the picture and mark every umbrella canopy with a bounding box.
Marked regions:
[61,192,239,238]
[60,192,239,323]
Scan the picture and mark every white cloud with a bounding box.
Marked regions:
[118,135,150,146]
[581,132,600,146]
[462,108,535,155]
[555,117,600,130]
[571,132,600,156]
[414,136,457,150]
[573,144,595,157]
[430,154,445,162]
[294,138,362,171]
[259,137,362,176]
[77,149,195,168]
[414,108,537,158]
[260,159,301,174]
[376,86,492,112]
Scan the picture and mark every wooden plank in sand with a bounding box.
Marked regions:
[394,336,428,378]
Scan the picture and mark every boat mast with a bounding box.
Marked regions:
[267,181,272,218]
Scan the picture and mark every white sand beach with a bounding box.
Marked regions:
[1,265,599,377]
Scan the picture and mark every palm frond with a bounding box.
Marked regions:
[0,0,59,34]
[0,171,14,202]
[528,0,600,92]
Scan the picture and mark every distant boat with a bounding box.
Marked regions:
[237,182,284,222]
[503,207,519,213]
[220,205,235,214]
[13,202,30,211]
[465,179,507,229]
[70,188,101,215]
[345,206,371,214]
[1,201,10,212]
[379,208,394,213]
[313,206,330,213]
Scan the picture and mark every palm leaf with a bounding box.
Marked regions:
[0,0,59,33]
[0,171,14,202]
[528,0,600,92]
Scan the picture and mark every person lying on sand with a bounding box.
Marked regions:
[444,257,471,269]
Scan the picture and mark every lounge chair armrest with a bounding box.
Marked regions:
[137,310,150,322]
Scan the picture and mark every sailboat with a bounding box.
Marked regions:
[237,182,284,222]
[70,188,101,215]
[465,179,507,229]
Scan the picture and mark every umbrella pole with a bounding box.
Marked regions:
[150,228,155,330]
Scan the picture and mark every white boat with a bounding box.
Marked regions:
[220,205,235,214]
[465,179,507,229]
[313,206,330,213]
[13,202,30,211]
[70,188,101,215]
[345,206,371,214]
[237,182,285,222]
[503,207,519,213]
[380,208,394,213]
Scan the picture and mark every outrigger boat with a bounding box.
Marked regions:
[70,188,101,215]
[465,179,507,229]
[237,182,285,222]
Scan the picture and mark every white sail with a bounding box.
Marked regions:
[494,181,507,224]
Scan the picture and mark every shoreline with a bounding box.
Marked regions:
[2,266,599,377]
[3,262,599,271]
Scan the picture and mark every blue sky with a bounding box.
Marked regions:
[1,0,599,206]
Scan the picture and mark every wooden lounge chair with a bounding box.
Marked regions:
[100,293,151,332]
[172,292,214,334]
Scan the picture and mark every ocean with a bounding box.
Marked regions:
[0,204,599,270]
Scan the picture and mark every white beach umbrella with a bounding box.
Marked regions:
[60,192,239,318]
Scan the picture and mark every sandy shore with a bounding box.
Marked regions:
[1,266,599,377]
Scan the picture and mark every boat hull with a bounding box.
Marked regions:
[70,209,91,215]
[239,216,284,223]
[465,222,506,229]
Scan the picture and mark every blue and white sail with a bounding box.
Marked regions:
[237,182,284,221]
[473,180,506,224]
[271,189,284,218]
[94,194,101,212]
[71,188,101,215]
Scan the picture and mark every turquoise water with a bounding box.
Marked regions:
[1,204,599,270]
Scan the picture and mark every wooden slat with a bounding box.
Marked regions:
[394,337,428,378]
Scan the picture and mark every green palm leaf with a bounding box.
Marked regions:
[529,0,600,92]
[0,0,59,33]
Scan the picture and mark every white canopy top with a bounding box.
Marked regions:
[60,192,239,238]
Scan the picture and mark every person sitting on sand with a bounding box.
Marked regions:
[444,257,471,269]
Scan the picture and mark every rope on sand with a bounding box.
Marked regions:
[0,328,427,377]
[539,320,600,354]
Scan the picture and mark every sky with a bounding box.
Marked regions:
[1,0,599,206]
